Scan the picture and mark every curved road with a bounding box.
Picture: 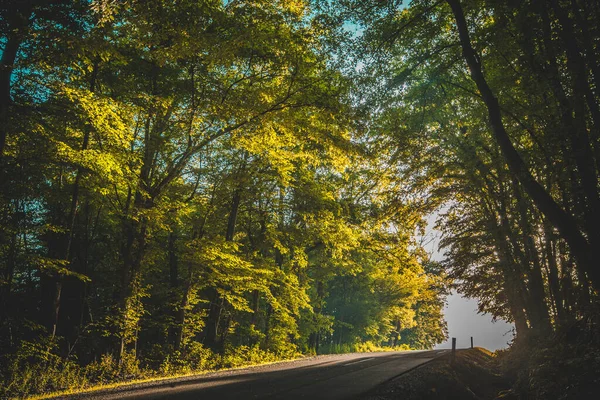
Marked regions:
[75,350,447,400]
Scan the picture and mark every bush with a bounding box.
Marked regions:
[184,342,218,371]
[0,340,150,398]
[1,339,88,398]
[497,318,600,400]
[85,353,121,384]
[158,343,219,376]
[319,341,409,354]
[220,344,281,368]
[0,334,406,398]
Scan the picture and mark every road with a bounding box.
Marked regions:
[80,350,447,400]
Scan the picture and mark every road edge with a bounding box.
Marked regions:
[36,351,415,400]
[353,349,451,399]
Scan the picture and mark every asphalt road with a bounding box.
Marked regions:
[80,350,448,400]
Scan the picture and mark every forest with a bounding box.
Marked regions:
[1,0,599,398]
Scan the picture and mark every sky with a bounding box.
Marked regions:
[435,292,514,351]
[423,212,515,351]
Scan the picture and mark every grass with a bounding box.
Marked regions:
[360,348,512,400]
[27,345,416,399]
[29,355,304,400]
[1,342,300,399]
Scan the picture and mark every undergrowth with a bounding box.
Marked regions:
[497,312,600,399]
[0,338,412,399]
[318,341,410,355]
[361,347,511,400]
[0,339,301,399]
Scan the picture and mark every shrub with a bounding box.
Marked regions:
[1,339,88,398]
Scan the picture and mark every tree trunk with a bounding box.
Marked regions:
[543,223,565,322]
[0,3,33,160]
[167,231,179,348]
[204,180,243,351]
[548,0,600,252]
[511,180,552,333]
[484,197,532,336]
[49,59,99,341]
[447,0,600,290]
[0,210,18,342]
[174,279,190,353]
[118,210,148,361]
[504,270,530,339]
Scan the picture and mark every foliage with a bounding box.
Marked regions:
[341,0,600,338]
[497,310,600,399]
[342,0,600,395]
[0,0,448,398]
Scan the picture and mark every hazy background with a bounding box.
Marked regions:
[424,212,514,351]
[435,292,514,351]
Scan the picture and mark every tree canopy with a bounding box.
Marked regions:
[2,0,600,398]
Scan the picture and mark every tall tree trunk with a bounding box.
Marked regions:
[511,180,552,333]
[0,203,19,344]
[117,105,157,360]
[543,222,565,322]
[0,3,33,160]
[548,0,600,256]
[174,213,209,353]
[447,0,600,290]
[118,208,148,361]
[174,278,191,353]
[49,59,99,340]
[484,197,532,336]
[167,231,179,348]
[204,180,243,351]
[494,185,542,331]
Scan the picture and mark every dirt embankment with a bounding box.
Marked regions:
[360,348,512,400]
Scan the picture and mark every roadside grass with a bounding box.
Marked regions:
[498,320,600,400]
[358,323,600,400]
[317,341,411,355]
[5,341,412,400]
[29,355,302,400]
[2,342,298,400]
[360,348,512,400]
